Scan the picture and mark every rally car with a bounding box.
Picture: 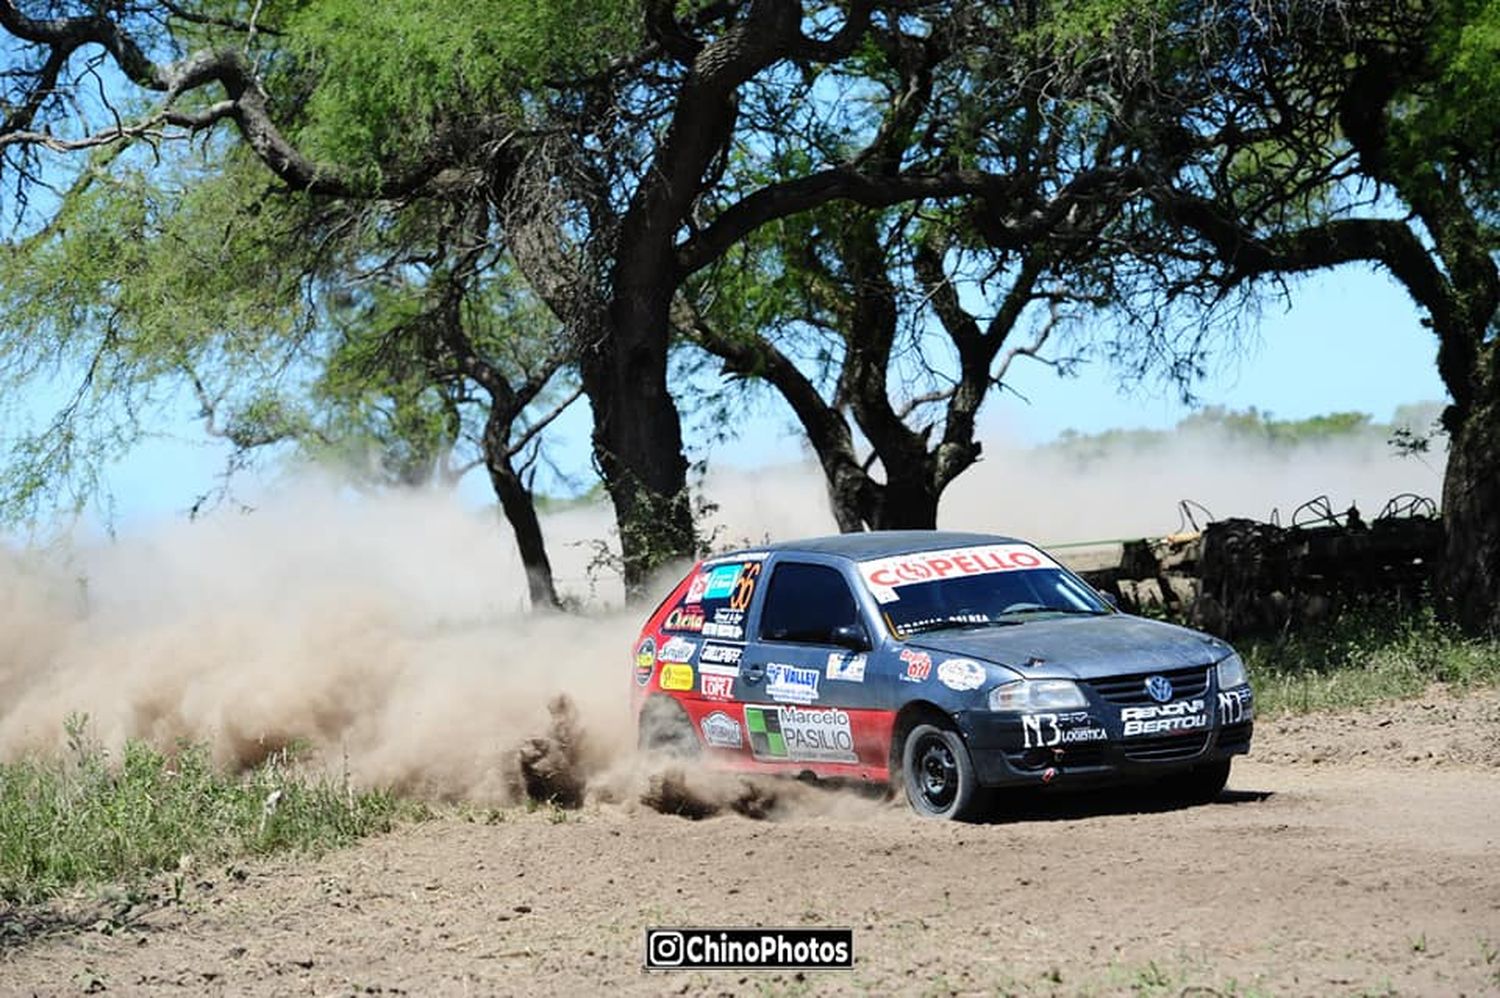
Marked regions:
[631,531,1253,820]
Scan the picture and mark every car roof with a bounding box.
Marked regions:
[717,529,1025,563]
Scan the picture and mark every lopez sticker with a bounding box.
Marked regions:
[701,674,735,699]
[634,638,656,686]
[937,658,986,691]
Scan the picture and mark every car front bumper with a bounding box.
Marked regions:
[954,709,1253,788]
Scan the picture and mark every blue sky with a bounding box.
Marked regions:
[97,263,1447,527]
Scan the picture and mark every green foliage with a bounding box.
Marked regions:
[1395,0,1500,202]
[283,0,641,178]
[1245,608,1500,715]
[0,151,321,522]
[0,718,407,905]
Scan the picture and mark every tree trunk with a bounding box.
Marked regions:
[1439,348,1500,635]
[864,473,940,531]
[581,295,695,602]
[487,455,563,612]
[481,409,563,612]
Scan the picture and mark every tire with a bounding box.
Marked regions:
[637,696,699,757]
[900,721,984,821]
[1159,758,1231,805]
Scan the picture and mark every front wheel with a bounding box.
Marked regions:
[900,722,984,821]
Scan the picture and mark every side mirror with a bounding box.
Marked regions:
[829,622,871,651]
[1097,588,1119,610]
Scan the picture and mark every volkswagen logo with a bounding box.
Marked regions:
[1144,675,1174,702]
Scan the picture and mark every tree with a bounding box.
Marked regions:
[0,145,576,607]
[0,0,1151,600]
[681,5,1144,532]
[1094,0,1500,632]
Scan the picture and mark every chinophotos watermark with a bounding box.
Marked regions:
[644,928,854,970]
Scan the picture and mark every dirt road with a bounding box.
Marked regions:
[5,688,1500,996]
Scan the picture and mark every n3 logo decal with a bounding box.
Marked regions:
[1021,713,1062,748]
[1217,689,1249,725]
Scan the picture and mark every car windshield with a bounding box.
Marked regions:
[856,543,1110,638]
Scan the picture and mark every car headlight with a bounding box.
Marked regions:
[1216,652,1248,689]
[988,679,1088,711]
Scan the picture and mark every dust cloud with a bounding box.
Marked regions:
[705,419,1444,547]
[0,421,1443,811]
[0,481,639,803]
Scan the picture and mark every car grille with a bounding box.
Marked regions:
[1087,666,1211,706]
[1122,732,1209,763]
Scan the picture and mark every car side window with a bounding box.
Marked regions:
[759,562,858,644]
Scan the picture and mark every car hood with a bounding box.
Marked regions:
[903,614,1225,681]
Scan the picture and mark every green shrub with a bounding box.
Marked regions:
[0,718,405,905]
[1243,608,1500,714]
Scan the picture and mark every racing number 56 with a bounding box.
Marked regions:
[729,562,762,612]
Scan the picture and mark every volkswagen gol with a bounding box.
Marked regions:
[631,531,1253,820]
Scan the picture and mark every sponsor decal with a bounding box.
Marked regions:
[699,662,740,678]
[701,674,735,699]
[702,621,744,639]
[1021,711,1108,749]
[713,608,745,626]
[858,544,1055,596]
[825,652,867,683]
[706,550,769,564]
[684,571,709,604]
[635,638,656,686]
[659,636,698,664]
[700,710,742,748]
[1121,699,1208,737]
[745,705,857,763]
[899,648,932,683]
[660,663,694,691]
[699,643,744,666]
[765,663,820,703]
[704,563,744,600]
[728,562,762,612]
[936,658,986,692]
[664,606,706,633]
[1217,687,1253,725]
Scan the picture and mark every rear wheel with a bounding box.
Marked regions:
[637,696,699,757]
[900,722,984,821]
[1159,758,1231,804]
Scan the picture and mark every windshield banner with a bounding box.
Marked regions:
[857,544,1057,603]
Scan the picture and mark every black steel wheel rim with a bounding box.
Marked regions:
[915,734,959,810]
